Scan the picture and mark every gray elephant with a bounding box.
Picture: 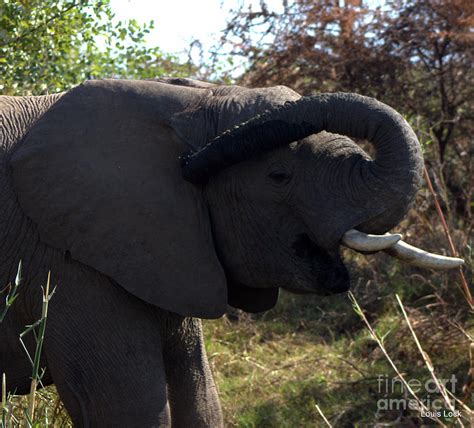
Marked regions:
[0,78,462,427]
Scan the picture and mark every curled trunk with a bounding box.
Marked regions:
[181,93,423,234]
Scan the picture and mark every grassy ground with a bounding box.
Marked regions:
[203,254,473,427]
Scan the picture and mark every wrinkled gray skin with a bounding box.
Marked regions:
[0,78,423,427]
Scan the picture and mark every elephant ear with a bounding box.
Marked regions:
[10,79,227,318]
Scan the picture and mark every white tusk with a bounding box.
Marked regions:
[342,229,402,251]
[384,240,465,270]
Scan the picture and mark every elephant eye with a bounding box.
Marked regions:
[268,170,291,184]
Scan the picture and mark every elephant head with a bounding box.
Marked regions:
[10,78,463,318]
[179,87,463,311]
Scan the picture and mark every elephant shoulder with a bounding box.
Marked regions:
[0,94,62,153]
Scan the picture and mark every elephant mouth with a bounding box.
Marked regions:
[288,227,465,297]
[291,233,351,295]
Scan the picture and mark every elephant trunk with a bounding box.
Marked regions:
[181,92,423,233]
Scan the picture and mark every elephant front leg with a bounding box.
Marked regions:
[44,270,172,427]
[162,315,223,428]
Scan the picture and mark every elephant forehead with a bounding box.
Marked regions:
[10,80,227,318]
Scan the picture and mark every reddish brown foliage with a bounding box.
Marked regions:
[219,0,473,164]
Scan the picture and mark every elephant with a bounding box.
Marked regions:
[0,77,463,427]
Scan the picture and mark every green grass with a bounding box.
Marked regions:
[203,263,473,427]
